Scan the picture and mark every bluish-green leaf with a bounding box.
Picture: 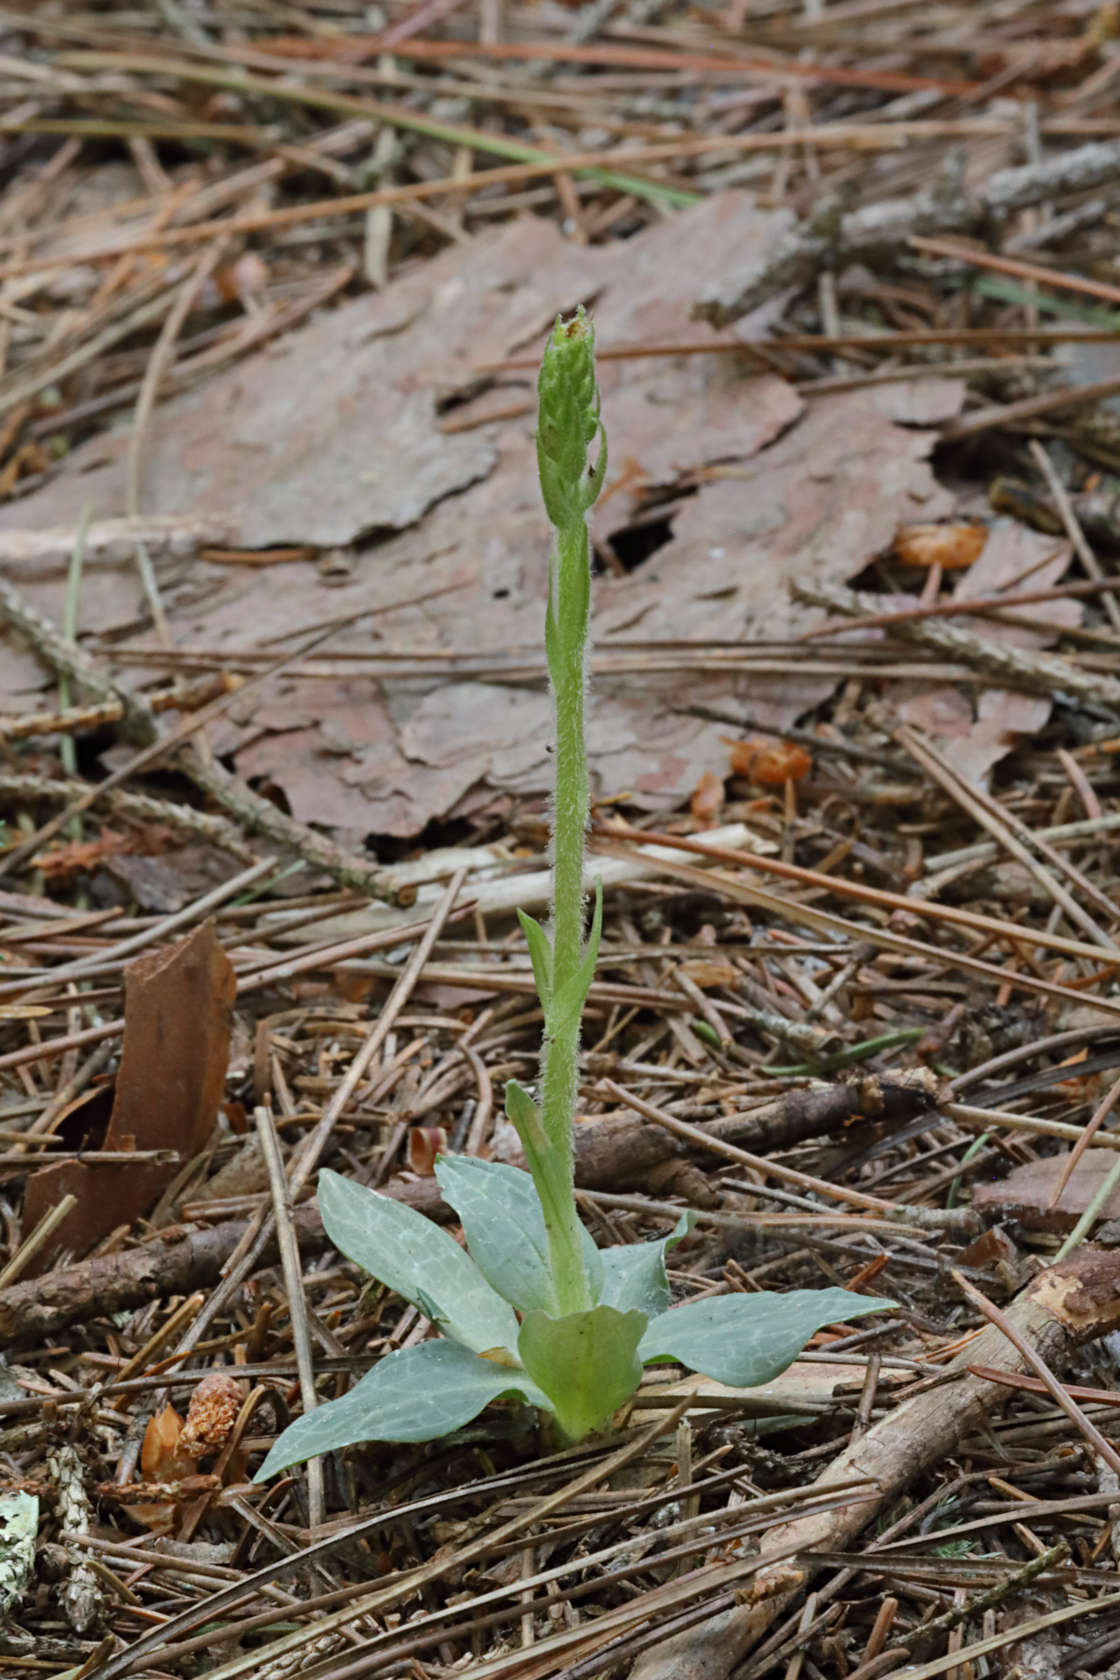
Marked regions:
[317,1169,518,1356]
[435,1154,556,1314]
[639,1289,894,1389]
[598,1212,696,1319]
[435,1154,603,1313]
[519,1304,646,1440]
[517,908,553,1012]
[255,1341,551,1477]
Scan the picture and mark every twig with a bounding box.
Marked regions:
[0,578,398,897]
[695,138,1120,326]
[951,1269,1120,1478]
[600,1078,970,1229]
[0,1193,77,1288]
[288,866,469,1199]
[128,239,229,646]
[898,1541,1068,1653]
[629,1249,1120,1680]
[255,1104,324,1530]
[1055,1153,1120,1262]
[1029,439,1120,634]
[159,868,470,1373]
[897,726,1120,952]
[0,772,257,861]
[0,856,276,1001]
[792,579,1120,713]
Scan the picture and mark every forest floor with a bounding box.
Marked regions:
[5,3,1120,1677]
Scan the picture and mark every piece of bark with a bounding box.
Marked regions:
[973,1149,1120,1233]
[706,1068,943,1154]
[21,920,235,1274]
[628,1247,1120,1680]
[572,1067,943,1181]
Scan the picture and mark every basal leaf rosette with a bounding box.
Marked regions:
[256,1160,893,1476]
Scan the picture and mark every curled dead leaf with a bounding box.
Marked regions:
[21,918,235,1274]
[690,770,725,828]
[892,521,987,570]
[140,1405,193,1483]
[407,1126,447,1177]
[132,1408,209,1532]
[723,736,811,786]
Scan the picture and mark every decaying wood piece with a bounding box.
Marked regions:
[571,1070,942,1186]
[628,1247,1120,1680]
[571,1068,942,1182]
[695,138,1120,327]
[706,1068,943,1156]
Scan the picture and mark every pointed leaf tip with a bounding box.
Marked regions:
[255,1340,551,1476]
[517,907,554,1012]
[639,1288,895,1390]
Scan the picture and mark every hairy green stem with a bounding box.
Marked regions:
[523,308,607,1316]
[547,528,590,1006]
[538,473,594,1313]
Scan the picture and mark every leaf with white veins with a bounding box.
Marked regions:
[255,1341,551,1476]
[317,1169,518,1356]
[638,1289,894,1389]
[435,1154,603,1312]
[598,1212,696,1319]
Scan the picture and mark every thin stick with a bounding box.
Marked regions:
[1047,1069,1120,1211]
[1055,1154,1120,1262]
[287,866,468,1200]
[1029,439,1120,634]
[601,1078,902,1218]
[897,727,1119,953]
[0,856,276,1001]
[0,117,1066,281]
[0,1194,78,1287]
[947,1102,1120,1152]
[255,1104,324,1531]
[128,239,228,647]
[911,233,1120,310]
